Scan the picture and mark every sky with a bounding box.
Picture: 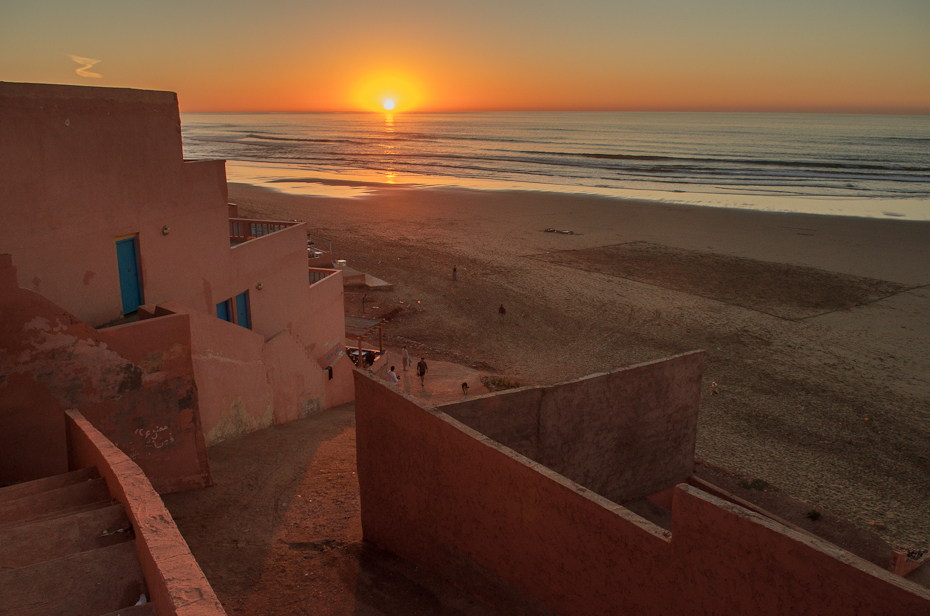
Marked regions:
[2,0,928,113]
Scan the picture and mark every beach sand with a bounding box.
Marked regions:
[231,182,930,550]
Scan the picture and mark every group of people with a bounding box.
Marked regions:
[381,266,507,393]
[387,345,427,388]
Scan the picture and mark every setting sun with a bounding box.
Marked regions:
[349,70,426,112]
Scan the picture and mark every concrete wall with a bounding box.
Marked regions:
[354,371,930,615]
[0,82,230,327]
[440,351,705,504]
[158,299,352,445]
[0,256,211,491]
[66,410,226,616]
[0,82,353,451]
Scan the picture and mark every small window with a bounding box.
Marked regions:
[216,299,232,322]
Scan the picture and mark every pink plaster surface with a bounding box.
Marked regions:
[1,82,353,451]
[158,299,352,445]
[0,257,210,490]
[440,351,705,504]
[66,410,226,616]
[355,370,930,615]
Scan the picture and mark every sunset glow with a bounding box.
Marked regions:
[1,1,928,113]
[348,71,426,112]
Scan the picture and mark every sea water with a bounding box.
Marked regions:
[180,111,930,220]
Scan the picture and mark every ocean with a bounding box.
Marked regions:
[180,111,930,220]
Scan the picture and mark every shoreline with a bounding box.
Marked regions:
[230,180,930,550]
[223,160,930,222]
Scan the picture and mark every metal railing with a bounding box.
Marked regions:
[229,218,298,243]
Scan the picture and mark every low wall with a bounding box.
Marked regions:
[158,297,352,446]
[66,410,226,616]
[440,352,705,504]
[355,371,930,615]
[0,258,210,491]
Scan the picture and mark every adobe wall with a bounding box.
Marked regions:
[0,82,232,327]
[355,371,930,615]
[160,297,352,446]
[0,256,211,491]
[440,351,705,504]
[66,410,226,616]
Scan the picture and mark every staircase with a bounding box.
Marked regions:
[0,467,155,616]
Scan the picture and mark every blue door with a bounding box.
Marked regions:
[235,291,251,329]
[216,299,232,322]
[116,237,143,314]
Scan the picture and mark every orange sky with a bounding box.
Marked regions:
[2,0,928,113]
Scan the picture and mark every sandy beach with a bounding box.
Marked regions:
[230,182,930,550]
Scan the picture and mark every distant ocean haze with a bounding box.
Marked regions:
[180,111,930,220]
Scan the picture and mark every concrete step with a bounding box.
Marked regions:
[0,466,99,504]
[0,540,147,616]
[0,477,111,527]
[0,502,131,569]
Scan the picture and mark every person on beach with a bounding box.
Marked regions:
[452,265,457,282]
[498,304,506,322]
[417,357,428,387]
[401,345,410,371]
[388,366,399,386]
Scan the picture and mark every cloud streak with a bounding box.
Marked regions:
[68,54,102,78]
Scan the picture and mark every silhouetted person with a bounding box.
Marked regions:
[498,304,506,322]
[417,357,428,387]
[452,265,457,282]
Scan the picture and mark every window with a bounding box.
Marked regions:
[216,299,232,322]
[216,292,251,330]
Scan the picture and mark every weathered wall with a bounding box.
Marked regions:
[0,82,353,448]
[66,410,226,616]
[158,299,351,445]
[440,352,705,504]
[355,371,930,615]
[0,257,211,491]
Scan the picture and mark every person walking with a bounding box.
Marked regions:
[387,366,399,386]
[416,357,428,387]
[401,345,410,371]
[498,303,506,322]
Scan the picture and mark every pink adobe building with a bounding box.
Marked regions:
[0,81,354,490]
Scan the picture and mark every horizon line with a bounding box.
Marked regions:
[180,107,930,116]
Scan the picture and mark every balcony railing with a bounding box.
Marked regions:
[309,267,336,285]
[229,218,298,244]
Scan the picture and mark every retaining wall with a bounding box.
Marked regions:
[355,371,930,615]
[440,351,705,504]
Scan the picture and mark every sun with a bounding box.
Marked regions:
[350,71,426,112]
